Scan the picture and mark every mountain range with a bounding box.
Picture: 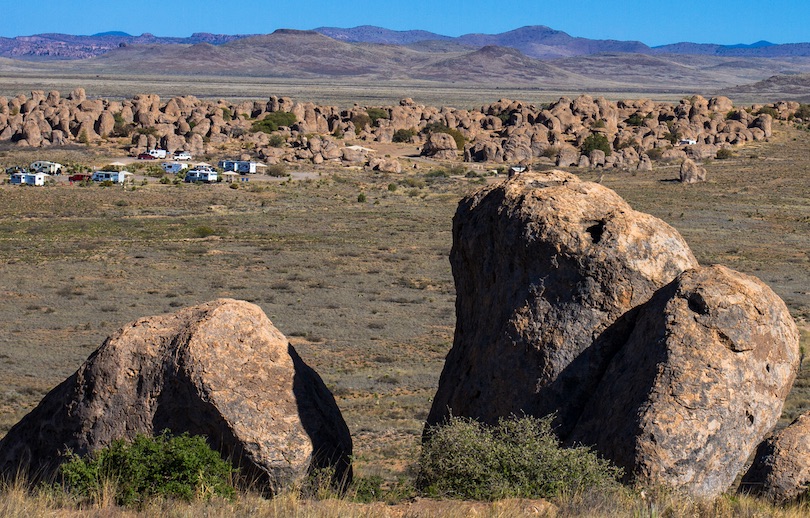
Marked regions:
[0,26,809,100]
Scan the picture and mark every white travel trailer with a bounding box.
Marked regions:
[30,161,63,175]
[161,162,189,174]
[91,170,131,183]
[12,172,49,185]
[148,149,168,159]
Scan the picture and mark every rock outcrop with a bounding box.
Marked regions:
[426,171,698,436]
[0,299,352,492]
[570,265,799,498]
[741,412,810,503]
[425,172,800,498]
[680,158,707,183]
[0,90,800,170]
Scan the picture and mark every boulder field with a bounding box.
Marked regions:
[0,90,802,171]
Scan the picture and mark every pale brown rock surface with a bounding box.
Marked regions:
[426,171,698,435]
[741,412,810,503]
[571,265,799,498]
[0,299,352,492]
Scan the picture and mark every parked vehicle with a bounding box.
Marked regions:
[161,162,189,174]
[91,171,129,183]
[30,161,62,175]
[148,149,168,159]
[68,173,91,183]
[173,151,192,161]
[137,153,156,160]
[6,166,27,175]
[185,166,218,183]
[11,172,48,186]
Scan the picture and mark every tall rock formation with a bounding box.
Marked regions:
[426,171,698,436]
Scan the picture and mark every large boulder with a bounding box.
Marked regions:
[0,299,352,492]
[680,158,707,184]
[421,132,458,160]
[741,412,810,503]
[570,265,799,498]
[426,171,698,435]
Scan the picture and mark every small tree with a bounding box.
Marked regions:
[366,108,389,125]
[392,128,416,143]
[251,112,297,134]
[581,133,611,156]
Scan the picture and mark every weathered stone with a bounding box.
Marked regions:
[426,171,698,435]
[742,412,810,503]
[571,265,799,498]
[0,299,352,492]
[680,158,707,184]
[421,132,458,160]
[555,144,579,167]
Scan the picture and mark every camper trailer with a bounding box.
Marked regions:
[91,171,129,183]
[161,162,189,174]
[185,166,218,183]
[30,161,63,175]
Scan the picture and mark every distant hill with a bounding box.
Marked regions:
[2,25,810,99]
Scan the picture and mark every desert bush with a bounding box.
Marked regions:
[366,108,389,125]
[266,164,287,177]
[58,431,235,506]
[624,113,645,126]
[716,148,733,160]
[592,119,606,129]
[392,128,416,143]
[540,146,559,159]
[795,104,810,120]
[357,193,367,203]
[422,122,466,150]
[351,113,372,134]
[251,111,297,134]
[268,134,286,148]
[221,107,232,121]
[757,105,779,118]
[646,147,665,161]
[417,415,622,500]
[581,133,611,156]
[663,130,680,145]
[193,226,216,238]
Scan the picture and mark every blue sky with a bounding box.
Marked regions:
[2,0,808,46]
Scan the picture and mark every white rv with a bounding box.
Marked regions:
[148,149,168,159]
[91,170,130,183]
[161,162,189,174]
[30,161,63,175]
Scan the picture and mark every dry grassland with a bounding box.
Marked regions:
[0,118,807,514]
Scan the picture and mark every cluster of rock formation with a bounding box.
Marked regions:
[0,89,803,169]
[0,299,352,492]
[426,171,800,498]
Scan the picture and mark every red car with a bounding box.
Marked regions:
[137,153,156,160]
[68,173,91,182]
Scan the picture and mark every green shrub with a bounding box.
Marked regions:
[351,113,372,134]
[716,148,733,160]
[417,415,622,501]
[268,134,286,148]
[646,147,664,161]
[392,128,416,143]
[592,119,606,128]
[624,113,645,126]
[357,192,367,203]
[221,107,232,121]
[795,104,810,120]
[663,131,680,145]
[251,111,297,134]
[757,106,779,118]
[58,431,235,506]
[266,164,287,177]
[581,133,611,156]
[366,108,389,125]
[423,122,467,150]
[387,183,397,192]
[193,226,216,238]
